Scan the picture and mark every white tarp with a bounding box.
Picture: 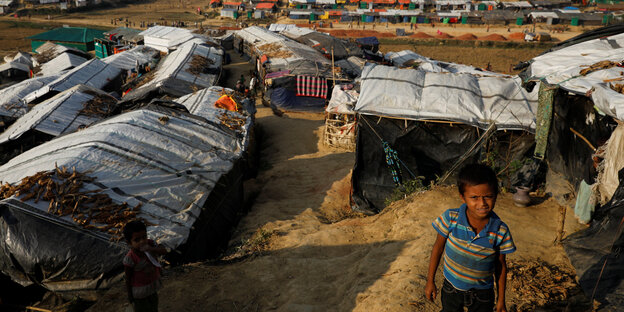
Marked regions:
[326,85,358,114]
[502,1,533,7]
[269,24,299,33]
[315,0,335,4]
[435,0,469,5]
[5,52,33,68]
[0,74,62,119]
[335,56,366,77]
[38,52,87,77]
[355,64,539,131]
[0,85,117,145]
[24,59,123,104]
[524,32,624,121]
[102,45,159,71]
[140,26,208,53]
[528,11,559,19]
[34,42,88,63]
[124,42,223,100]
[0,61,30,73]
[0,107,242,248]
[236,26,331,76]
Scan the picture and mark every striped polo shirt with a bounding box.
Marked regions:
[432,204,516,291]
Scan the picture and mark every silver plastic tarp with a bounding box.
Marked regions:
[236,26,332,77]
[23,59,123,104]
[38,52,88,77]
[0,74,63,119]
[123,42,223,101]
[326,85,358,114]
[355,63,539,131]
[175,86,254,149]
[140,26,210,53]
[385,50,508,76]
[524,32,624,121]
[0,107,242,249]
[102,45,159,71]
[0,84,117,144]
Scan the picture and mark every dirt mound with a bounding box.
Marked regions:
[410,31,433,39]
[478,33,507,41]
[456,33,477,40]
[324,29,395,38]
[509,32,526,40]
[218,26,241,30]
[436,32,454,39]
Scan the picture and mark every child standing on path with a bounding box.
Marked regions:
[123,220,168,312]
[425,164,516,312]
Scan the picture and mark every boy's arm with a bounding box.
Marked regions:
[124,266,134,303]
[494,253,508,312]
[144,240,168,255]
[425,234,447,302]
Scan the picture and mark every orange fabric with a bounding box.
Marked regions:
[215,95,238,112]
[256,2,275,8]
[260,54,268,64]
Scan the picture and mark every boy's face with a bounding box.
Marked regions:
[460,183,497,220]
[129,230,148,251]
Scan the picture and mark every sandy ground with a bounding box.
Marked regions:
[83,51,591,312]
[86,101,589,311]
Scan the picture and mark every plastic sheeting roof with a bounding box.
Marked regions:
[0,107,243,248]
[236,26,332,77]
[24,59,123,104]
[124,42,223,101]
[528,11,559,19]
[523,32,624,121]
[101,45,159,71]
[326,85,358,114]
[0,61,30,73]
[140,26,208,53]
[502,1,533,7]
[268,24,299,32]
[103,27,144,43]
[0,84,117,144]
[355,64,539,131]
[0,74,62,119]
[335,56,366,77]
[38,52,87,77]
[27,27,105,44]
[175,86,254,148]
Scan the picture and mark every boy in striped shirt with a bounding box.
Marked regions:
[425,164,516,312]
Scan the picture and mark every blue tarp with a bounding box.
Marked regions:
[270,87,326,112]
[355,36,379,45]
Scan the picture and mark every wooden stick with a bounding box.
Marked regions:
[569,127,597,151]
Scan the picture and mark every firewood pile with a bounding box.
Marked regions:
[507,259,586,311]
[257,43,293,59]
[186,55,215,76]
[218,111,245,131]
[78,91,117,118]
[610,83,624,94]
[0,165,145,241]
[580,60,622,76]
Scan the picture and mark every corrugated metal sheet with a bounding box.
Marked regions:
[24,58,123,104]
[0,84,117,144]
[38,52,87,77]
[0,107,243,248]
[0,74,62,119]
[123,42,223,101]
[102,45,159,71]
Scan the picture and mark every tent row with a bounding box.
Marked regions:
[0,26,256,294]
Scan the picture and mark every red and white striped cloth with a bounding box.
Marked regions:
[296,75,328,99]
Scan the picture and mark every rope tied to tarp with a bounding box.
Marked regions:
[383,141,403,186]
[360,115,417,186]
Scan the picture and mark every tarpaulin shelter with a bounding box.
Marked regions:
[324,85,358,149]
[0,85,117,146]
[518,26,624,309]
[385,50,509,76]
[34,42,91,65]
[280,27,363,60]
[27,27,105,52]
[352,63,538,213]
[122,42,223,103]
[37,52,87,77]
[0,74,62,122]
[335,56,366,78]
[23,58,124,105]
[235,26,336,112]
[0,61,31,84]
[101,45,160,71]
[0,105,247,293]
[140,26,211,53]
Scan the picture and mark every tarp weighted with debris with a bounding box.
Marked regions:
[0,106,246,291]
[0,74,62,120]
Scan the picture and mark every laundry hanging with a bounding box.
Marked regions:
[296,75,328,99]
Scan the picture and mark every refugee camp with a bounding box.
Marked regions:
[0,0,623,311]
